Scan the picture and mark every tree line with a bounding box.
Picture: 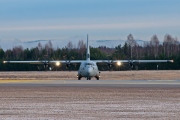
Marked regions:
[0,34,179,71]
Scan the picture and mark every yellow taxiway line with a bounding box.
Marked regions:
[0,80,40,83]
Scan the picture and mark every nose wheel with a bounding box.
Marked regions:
[87,77,91,80]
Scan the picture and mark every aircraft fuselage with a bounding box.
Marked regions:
[78,60,100,80]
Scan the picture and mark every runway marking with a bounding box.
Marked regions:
[147,80,178,82]
[0,80,40,83]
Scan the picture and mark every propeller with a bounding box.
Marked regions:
[37,55,54,71]
[63,49,71,70]
[43,60,52,71]
[66,59,74,71]
[66,60,71,69]
[43,60,49,68]
[65,55,75,71]
[128,60,134,69]
[128,60,138,70]
[107,60,114,70]
[36,61,50,71]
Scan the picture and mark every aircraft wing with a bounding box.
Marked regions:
[92,60,173,63]
[3,61,46,64]
[48,60,84,64]
[93,60,174,64]
[3,60,84,64]
[93,59,173,69]
[128,60,174,63]
[3,60,173,64]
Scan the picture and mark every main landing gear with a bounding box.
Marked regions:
[77,76,99,80]
[95,76,99,80]
[77,74,82,80]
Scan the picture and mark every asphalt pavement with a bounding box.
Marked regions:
[0,79,180,87]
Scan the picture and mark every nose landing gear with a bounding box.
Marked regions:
[86,77,91,80]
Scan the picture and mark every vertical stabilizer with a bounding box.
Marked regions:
[86,34,90,61]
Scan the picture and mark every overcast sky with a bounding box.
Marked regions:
[0,0,180,42]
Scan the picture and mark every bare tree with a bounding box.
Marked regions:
[77,40,86,59]
[150,35,159,58]
[143,41,151,57]
[12,46,24,59]
[44,41,53,57]
[173,37,179,55]
[126,34,137,59]
[67,41,73,50]
[163,34,174,57]
[5,49,12,59]
[37,42,43,54]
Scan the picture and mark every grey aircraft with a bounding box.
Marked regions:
[3,35,173,80]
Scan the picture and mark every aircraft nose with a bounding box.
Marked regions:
[87,67,92,76]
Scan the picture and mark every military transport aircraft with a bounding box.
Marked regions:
[3,35,173,80]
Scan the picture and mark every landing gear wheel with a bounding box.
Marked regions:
[95,76,99,80]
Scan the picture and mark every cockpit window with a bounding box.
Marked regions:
[85,63,92,65]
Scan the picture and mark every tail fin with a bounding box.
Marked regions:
[86,34,90,61]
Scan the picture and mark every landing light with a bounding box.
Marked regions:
[117,61,121,66]
[56,62,60,66]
